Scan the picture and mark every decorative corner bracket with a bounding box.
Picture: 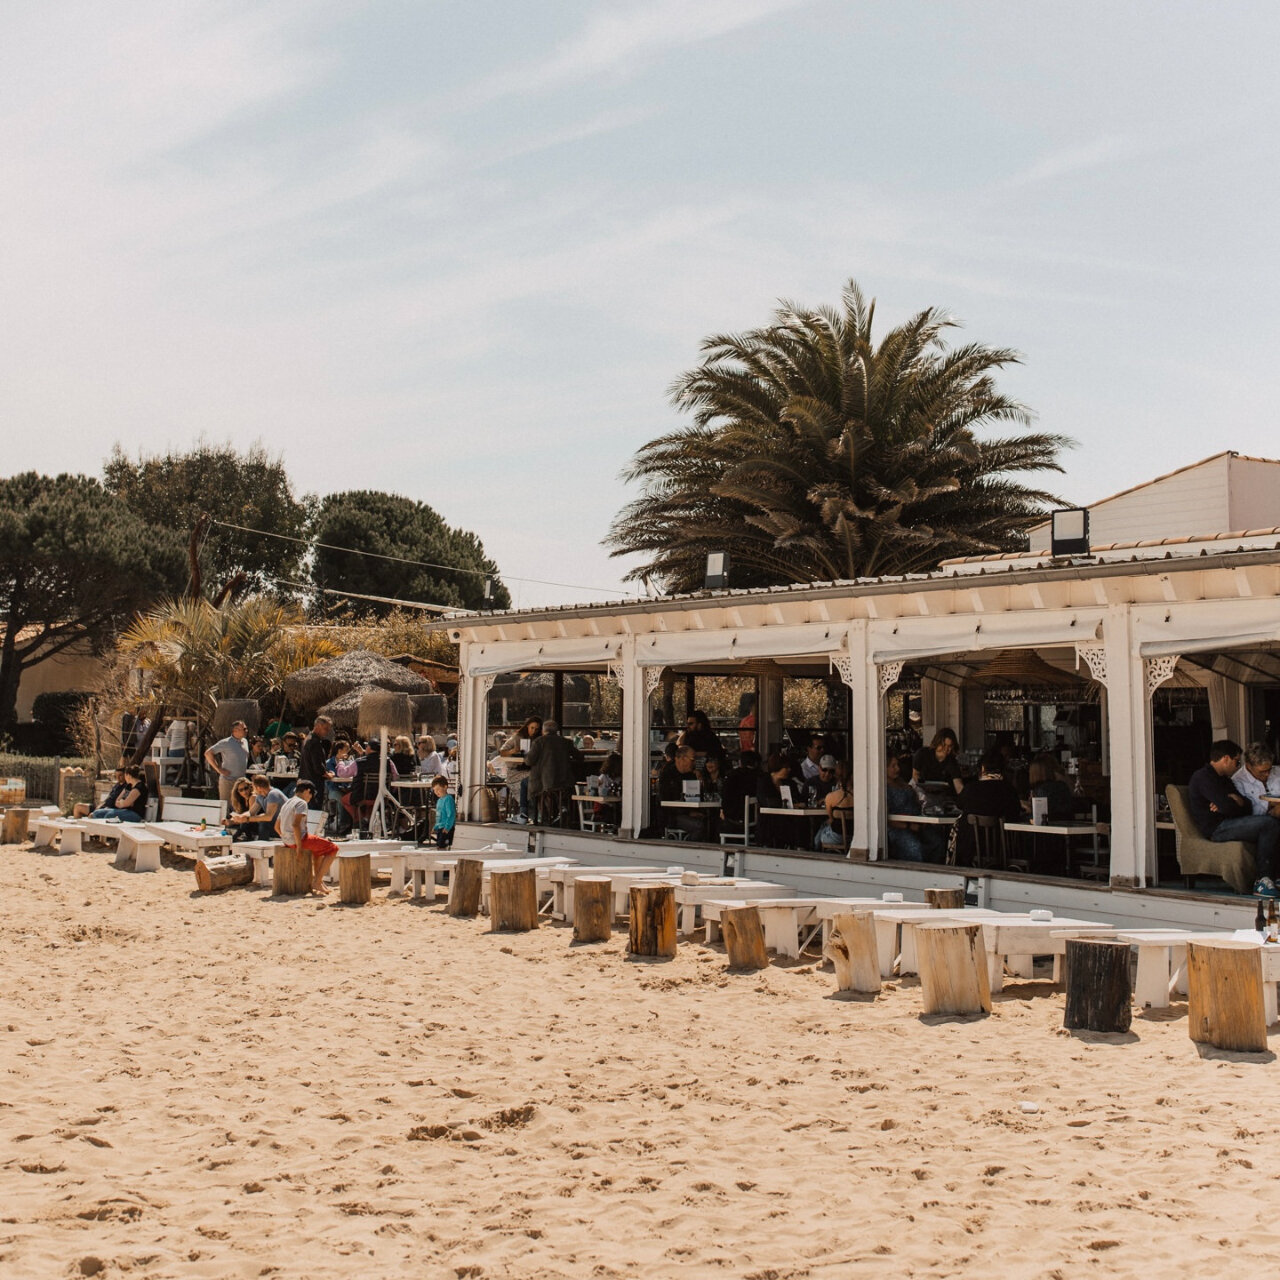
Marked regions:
[877,660,904,700]
[1145,655,1180,699]
[1074,643,1108,692]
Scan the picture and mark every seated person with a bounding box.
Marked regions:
[719,750,761,836]
[1232,743,1280,817]
[1027,752,1074,822]
[1189,740,1279,898]
[885,752,927,862]
[700,754,725,802]
[814,759,853,852]
[276,780,338,895]
[800,736,827,785]
[225,777,257,841]
[415,735,448,779]
[390,735,417,778]
[678,710,724,767]
[235,774,288,841]
[912,728,964,797]
[324,742,358,835]
[247,736,272,769]
[755,752,799,848]
[812,754,839,801]
[89,765,147,822]
[953,749,1022,866]
[659,745,707,840]
[77,767,126,819]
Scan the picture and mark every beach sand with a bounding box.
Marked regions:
[0,841,1272,1279]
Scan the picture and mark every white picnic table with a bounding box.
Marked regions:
[421,854,578,906]
[145,821,234,859]
[32,815,87,854]
[672,879,795,936]
[702,896,927,960]
[808,899,940,975]
[976,915,1112,992]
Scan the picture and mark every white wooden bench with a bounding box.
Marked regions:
[78,818,167,872]
[32,817,87,854]
[158,797,225,824]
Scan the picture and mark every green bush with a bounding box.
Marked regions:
[31,690,91,728]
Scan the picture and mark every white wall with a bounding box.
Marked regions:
[1227,455,1280,530]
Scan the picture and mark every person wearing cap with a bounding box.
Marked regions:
[812,754,839,800]
[275,779,339,894]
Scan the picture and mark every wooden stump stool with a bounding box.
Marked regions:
[448,857,484,918]
[721,905,768,971]
[1187,940,1267,1052]
[924,887,965,910]
[826,911,881,994]
[1063,938,1132,1033]
[339,852,372,905]
[916,921,991,1017]
[194,853,254,893]
[490,867,539,932]
[273,844,311,896]
[628,883,676,959]
[2,808,31,846]
[572,876,612,943]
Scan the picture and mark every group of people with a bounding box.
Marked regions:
[1187,740,1280,898]
[492,716,610,825]
[656,719,854,851]
[885,728,1081,866]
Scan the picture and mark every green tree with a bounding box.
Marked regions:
[607,280,1070,591]
[104,441,309,597]
[311,491,509,614]
[0,473,184,729]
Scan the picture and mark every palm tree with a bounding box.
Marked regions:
[607,280,1071,591]
[117,596,342,747]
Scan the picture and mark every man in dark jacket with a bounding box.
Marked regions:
[298,715,334,811]
[1188,739,1279,898]
[526,719,577,823]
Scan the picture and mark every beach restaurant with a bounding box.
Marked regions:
[445,457,1280,930]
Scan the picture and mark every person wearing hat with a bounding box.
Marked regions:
[275,779,339,894]
[812,754,839,800]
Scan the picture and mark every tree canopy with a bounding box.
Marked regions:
[607,280,1071,592]
[104,441,309,597]
[0,472,185,728]
[311,490,510,614]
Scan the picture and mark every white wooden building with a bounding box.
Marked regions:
[446,523,1280,929]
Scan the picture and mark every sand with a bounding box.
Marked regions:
[0,842,1273,1280]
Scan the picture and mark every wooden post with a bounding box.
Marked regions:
[916,922,991,1017]
[826,911,881,994]
[273,844,311,896]
[924,887,964,909]
[1063,938,1132,1033]
[339,852,372,905]
[628,883,677,959]
[490,866,539,932]
[2,808,31,845]
[572,876,612,943]
[721,905,768,971]
[1187,940,1267,1052]
[194,853,254,893]
[448,856,484,918]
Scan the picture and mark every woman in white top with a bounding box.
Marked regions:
[416,735,448,778]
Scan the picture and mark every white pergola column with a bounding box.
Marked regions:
[457,643,496,822]
[611,640,649,838]
[830,623,871,857]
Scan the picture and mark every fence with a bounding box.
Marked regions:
[0,754,94,804]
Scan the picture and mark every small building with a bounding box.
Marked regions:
[1027,451,1280,551]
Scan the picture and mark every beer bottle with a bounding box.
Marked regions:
[1268,899,1278,944]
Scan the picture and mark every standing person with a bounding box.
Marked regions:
[498,715,543,823]
[1188,740,1280,898]
[276,780,339,895]
[526,719,576,824]
[737,693,757,752]
[430,775,456,850]
[204,720,250,814]
[720,750,761,837]
[298,716,333,810]
[912,728,964,796]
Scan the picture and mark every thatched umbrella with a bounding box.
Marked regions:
[284,649,434,710]
[213,698,260,737]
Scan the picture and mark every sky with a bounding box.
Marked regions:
[3,1,1279,609]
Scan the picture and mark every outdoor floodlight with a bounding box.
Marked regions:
[1050,508,1090,558]
[705,551,730,590]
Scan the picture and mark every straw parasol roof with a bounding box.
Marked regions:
[284,649,434,709]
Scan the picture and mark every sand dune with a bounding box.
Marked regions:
[0,841,1269,1279]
